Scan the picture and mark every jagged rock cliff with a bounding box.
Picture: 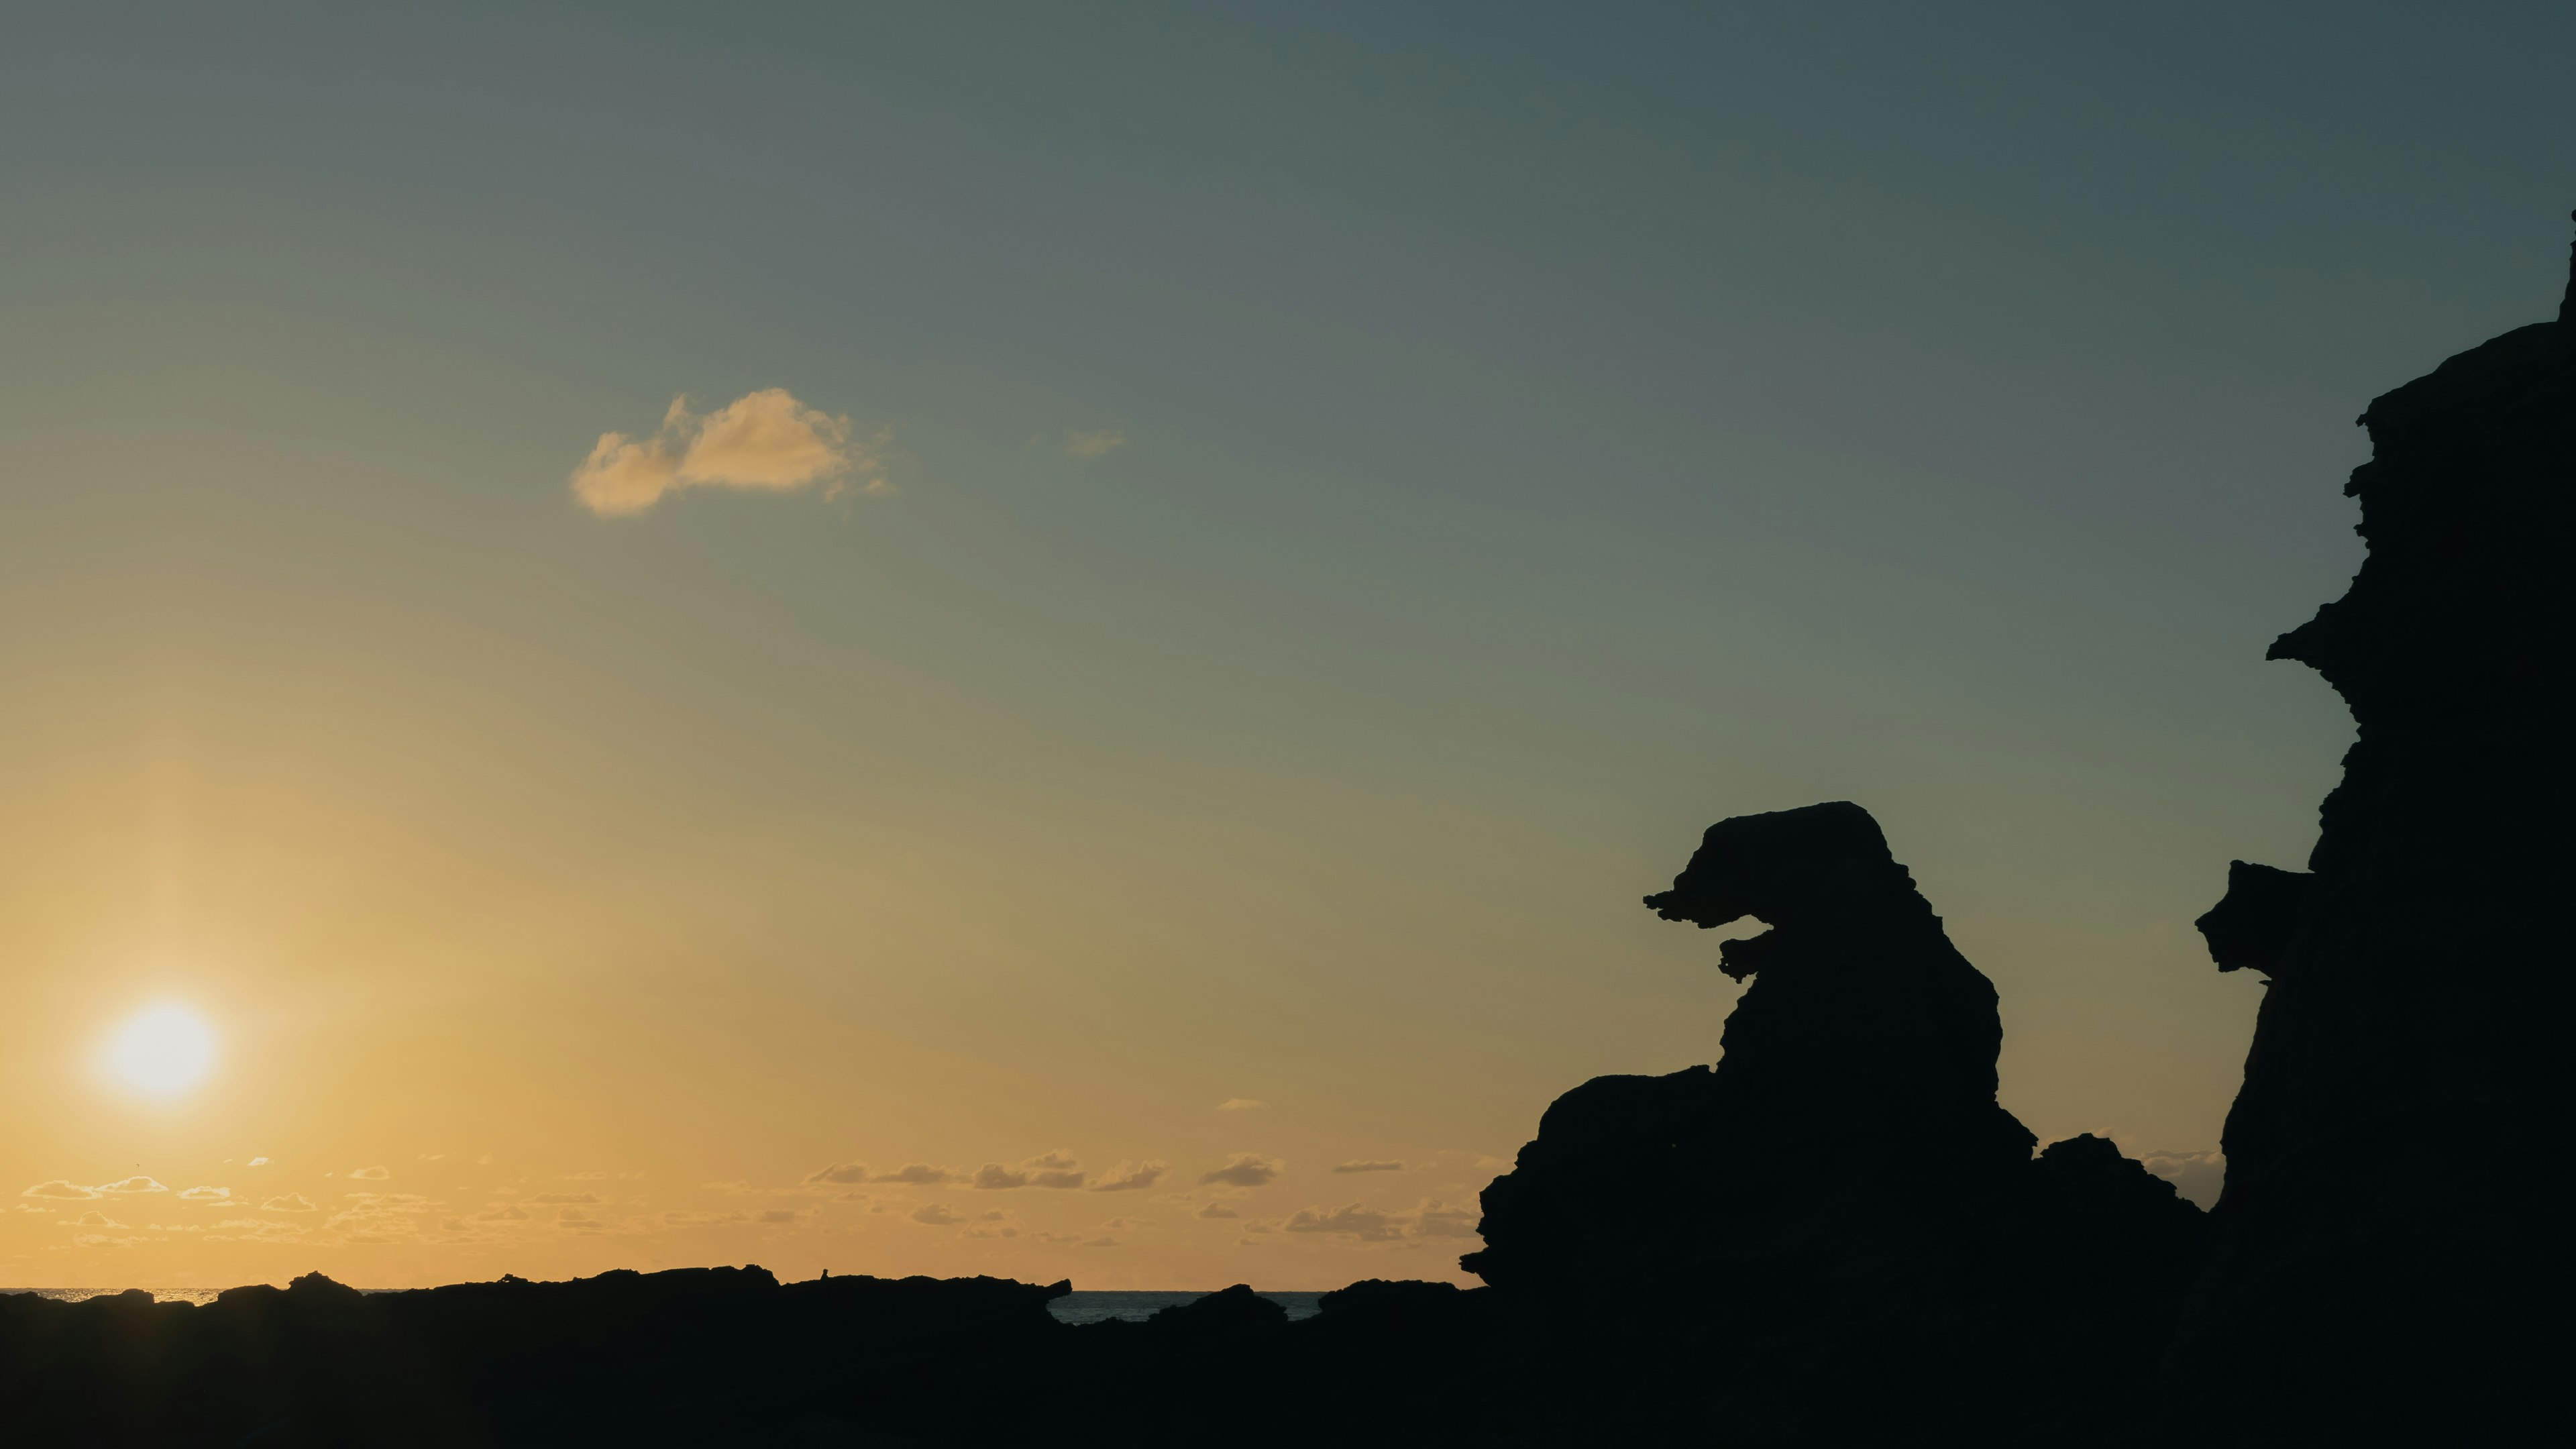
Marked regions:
[2173,220,2576,1442]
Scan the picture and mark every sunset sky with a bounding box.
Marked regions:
[3,4,2570,1291]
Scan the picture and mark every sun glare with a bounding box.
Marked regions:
[102,1004,217,1099]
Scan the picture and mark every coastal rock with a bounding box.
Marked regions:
[1466,802,2206,1441]
[2170,219,2576,1442]
[1468,802,2037,1303]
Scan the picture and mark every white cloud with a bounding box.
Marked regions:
[1216,1098,1266,1112]
[261,1194,317,1214]
[247,1157,270,1167]
[1280,1199,1479,1244]
[572,390,884,517]
[20,1181,102,1201]
[1198,1154,1283,1189]
[177,1186,230,1203]
[1282,1203,1401,1241]
[1410,1200,1479,1238]
[1091,1160,1167,1193]
[873,1163,959,1186]
[97,1177,168,1195]
[70,1210,127,1229]
[348,1166,390,1181]
[2141,1149,2226,1210]
[1065,427,1126,459]
[971,1152,1087,1191]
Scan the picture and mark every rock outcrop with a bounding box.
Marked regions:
[1470,800,2204,1440]
[1468,802,2036,1303]
[2169,218,2576,1443]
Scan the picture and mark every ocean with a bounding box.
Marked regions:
[4,1286,1328,1322]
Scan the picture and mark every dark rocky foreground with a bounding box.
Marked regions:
[11,223,2572,1446]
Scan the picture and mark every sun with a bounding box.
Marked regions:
[101,1004,218,1099]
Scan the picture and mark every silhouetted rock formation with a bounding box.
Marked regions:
[1469,801,2204,1442]
[0,1267,1073,1446]
[1471,804,2035,1300]
[2170,217,2576,1444]
[2194,859,2312,977]
[1143,1280,1286,1334]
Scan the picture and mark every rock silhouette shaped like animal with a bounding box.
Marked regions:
[1468,802,2035,1301]
[1467,802,2203,1440]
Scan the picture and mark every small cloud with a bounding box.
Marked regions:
[2141,1150,2227,1210]
[1216,1098,1265,1112]
[1198,1154,1283,1189]
[97,1177,168,1195]
[873,1163,958,1186]
[348,1166,390,1181]
[69,1211,126,1229]
[661,1210,747,1228]
[1195,1202,1239,1220]
[1410,1200,1480,1238]
[248,1157,270,1167]
[1064,427,1126,459]
[177,1186,231,1202]
[526,1192,600,1205]
[234,1218,307,1241]
[420,1153,447,1162]
[910,1203,963,1226]
[1282,1203,1402,1241]
[20,1181,103,1201]
[556,1208,604,1233]
[572,390,884,517]
[962,1222,1021,1239]
[1279,1199,1477,1244]
[972,1152,1086,1191]
[802,1162,871,1187]
[1081,1236,1121,1248]
[754,1208,805,1226]
[1090,1160,1167,1193]
[260,1194,317,1214]
[1332,1161,1404,1175]
[470,1205,529,1223]
[1099,1216,1154,1230]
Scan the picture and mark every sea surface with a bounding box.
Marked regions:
[3,1287,225,1306]
[5,1287,1327,1322]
